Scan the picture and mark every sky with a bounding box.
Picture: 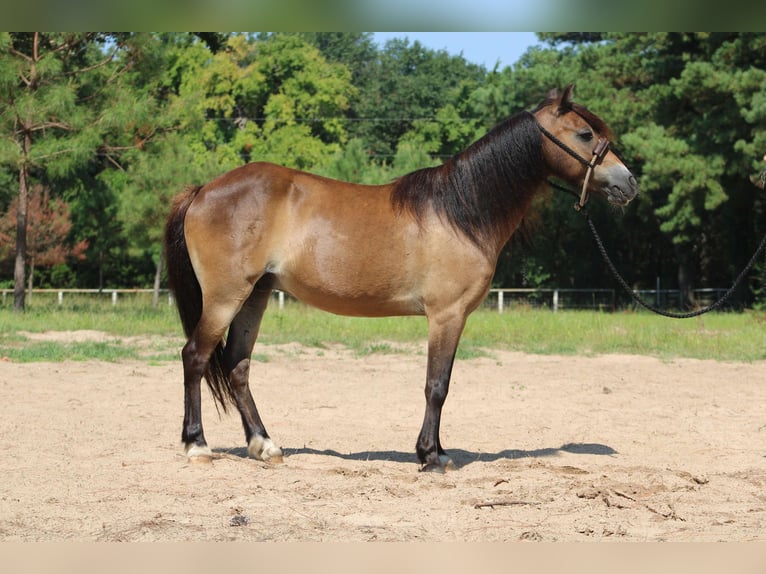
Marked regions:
[371,32,542,69]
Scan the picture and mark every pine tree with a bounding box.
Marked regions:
[0,33,118,310]
[0,32,167,309]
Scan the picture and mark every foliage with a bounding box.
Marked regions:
[173,33,354,170]
[1,32,765,311]
[501,33,766,307]
[320,138,391,184]
[0,32,152,308]
[0,185,87,288]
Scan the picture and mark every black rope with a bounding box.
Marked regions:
[586,214,766,318]
[548,179,766,318]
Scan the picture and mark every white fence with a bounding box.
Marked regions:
[0,288,175,307]
[483,288,616,313]
[1,287,610,312]
[0,286,734,313]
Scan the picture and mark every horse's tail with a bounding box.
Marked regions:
[164,185,232,412]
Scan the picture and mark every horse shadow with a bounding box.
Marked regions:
[214,442,617,468]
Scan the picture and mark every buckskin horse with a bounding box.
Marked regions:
[164,85,638,472]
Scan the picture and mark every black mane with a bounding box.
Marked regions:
[391,110,546,248]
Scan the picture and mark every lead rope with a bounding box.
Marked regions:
[586,214,766,318]
[549,180,766,318]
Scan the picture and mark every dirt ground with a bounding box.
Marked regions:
[2,331,766,542]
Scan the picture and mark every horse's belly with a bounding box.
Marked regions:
[273,275,423,317]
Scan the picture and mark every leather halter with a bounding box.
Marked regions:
[537,122,610,211]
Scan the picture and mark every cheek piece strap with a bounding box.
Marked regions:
[578,137,610,211]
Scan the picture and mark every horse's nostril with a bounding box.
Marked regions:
[629,175,637,188]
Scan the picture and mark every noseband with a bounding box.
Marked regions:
[537,122,610,211]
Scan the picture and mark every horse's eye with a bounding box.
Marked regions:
[578,130,594,142]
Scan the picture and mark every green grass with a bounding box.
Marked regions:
[0,293,182,336]
[0,340,139,362]
[460,307,766,361]
[1,296,765,363]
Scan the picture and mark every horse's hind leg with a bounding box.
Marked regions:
[223,280,283,463]
[181,302,241,462]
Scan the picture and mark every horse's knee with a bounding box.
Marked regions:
[425,378,449,406]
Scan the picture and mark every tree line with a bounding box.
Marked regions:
[1,32,765,311]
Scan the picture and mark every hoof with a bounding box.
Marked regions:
[185,444,213,465]
[189,455,213,466]
[419,454,455,473]
[248,436,284,464]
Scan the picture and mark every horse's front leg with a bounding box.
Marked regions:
[416,310,466,472]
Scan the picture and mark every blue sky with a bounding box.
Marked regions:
[372,32,542,69]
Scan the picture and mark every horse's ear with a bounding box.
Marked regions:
[555,84,575,116]
[561,84,575,104]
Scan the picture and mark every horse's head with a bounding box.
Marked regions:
[533,84,638,209]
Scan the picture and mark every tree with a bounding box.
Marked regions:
[81,34,225,304]
[0,185,87,294]
[1,31,759,308]
[349,36,485,159]
[484,33,766,306]
[172,33,354,170]
[0,32,138,311]
[299,32,378,95]
[108,131,223,307]
[320,137,391,184]
[609,33,766,305]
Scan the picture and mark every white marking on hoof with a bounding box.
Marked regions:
[420,454,456,473]
[185,444,213,465]
[248,436,284,464]
[440,454,456,471]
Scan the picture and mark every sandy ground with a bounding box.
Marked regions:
[1,333,766,542]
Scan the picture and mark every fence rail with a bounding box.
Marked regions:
[484,288,616,312]
[0,288,175,307]
[0,286,738,313]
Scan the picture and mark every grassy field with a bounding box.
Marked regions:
[1,294,765,362]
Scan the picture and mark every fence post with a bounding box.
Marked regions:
[278,290,285,310]
[497,290,504,313]
[58,291,63,305]
[112,291,118,306]
[553,289,559,313]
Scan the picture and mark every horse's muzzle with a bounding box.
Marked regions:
[603,174,638,206]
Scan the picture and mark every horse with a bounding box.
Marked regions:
[164,84,638,472]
